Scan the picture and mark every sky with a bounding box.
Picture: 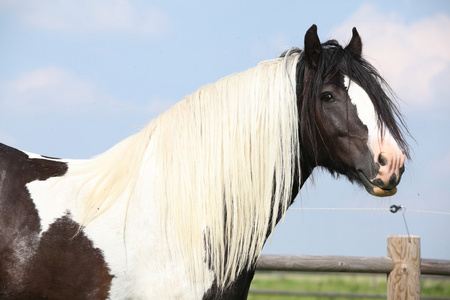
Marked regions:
[1,0,449,261]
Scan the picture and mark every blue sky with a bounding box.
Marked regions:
[1,0,449,260]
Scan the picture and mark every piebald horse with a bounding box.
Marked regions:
[0,25,409,299]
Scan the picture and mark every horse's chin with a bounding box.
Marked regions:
[358,172,398,197]
[370,186,397,197]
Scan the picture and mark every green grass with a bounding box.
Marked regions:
[248,272,450,300]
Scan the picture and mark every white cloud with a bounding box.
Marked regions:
[0,0,171,36]
[0,66,176,117]
[331,4,450,110]
[0,67,123,114]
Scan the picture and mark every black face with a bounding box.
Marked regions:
[310,71,379,186]
[298,25,407,197]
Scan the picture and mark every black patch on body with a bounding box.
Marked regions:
[0,143,113,299]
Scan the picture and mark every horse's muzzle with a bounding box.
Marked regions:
[360,151,405,197]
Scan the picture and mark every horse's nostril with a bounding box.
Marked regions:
[399,165,405,175]
[389,173,397,186]
[372,178,384,187]
[378,153,387,166]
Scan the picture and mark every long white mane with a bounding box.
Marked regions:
[78,52,301,291]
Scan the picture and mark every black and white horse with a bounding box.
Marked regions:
[0,25,409,299]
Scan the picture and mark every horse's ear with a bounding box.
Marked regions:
[346,27,362,57]
[304,24,321,69]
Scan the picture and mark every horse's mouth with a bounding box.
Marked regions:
[358,172,397,197]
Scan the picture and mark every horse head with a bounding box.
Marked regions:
[297,25,410,197]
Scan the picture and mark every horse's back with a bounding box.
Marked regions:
[0,143,112,299]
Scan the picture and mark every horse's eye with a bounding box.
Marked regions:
[320,93,334,102]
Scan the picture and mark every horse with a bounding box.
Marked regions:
[0,24,409,299]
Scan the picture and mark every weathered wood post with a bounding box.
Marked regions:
[387,235,421,299]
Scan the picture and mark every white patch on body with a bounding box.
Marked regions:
[26,143,213,299]
[23,151,46,159]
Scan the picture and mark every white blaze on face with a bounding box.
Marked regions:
[344,76,400,150]
[344,76,404,195]
[344,76,378,142]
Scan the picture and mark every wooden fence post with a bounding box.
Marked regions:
[387,235,421,299]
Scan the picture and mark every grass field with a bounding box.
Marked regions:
[248,272,450,299]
